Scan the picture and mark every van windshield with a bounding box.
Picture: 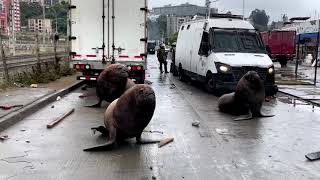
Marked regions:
[210,29,266,53]
[148,42,156,49]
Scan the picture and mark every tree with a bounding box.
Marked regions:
[157,15,167,39]
[249,9,270,31]
[20,2,42,27]
[169,32,178,45]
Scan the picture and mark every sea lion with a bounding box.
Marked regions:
[88,63,135,107]
[218,71,274,121]
[84,84,159,151]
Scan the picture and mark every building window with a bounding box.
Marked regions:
[181,26,184,30]
[187,25,191,30]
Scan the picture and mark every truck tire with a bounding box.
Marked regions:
[204,73,216,94]
[279,57,288,66]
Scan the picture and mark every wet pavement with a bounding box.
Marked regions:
[1,55,320,179]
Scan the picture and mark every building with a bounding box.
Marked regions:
[0,0,21,33]
[11,0,21,32]
[166,15,206,37]
[0,0,9,32]
[28,18,52,33]
[152,3,217,17]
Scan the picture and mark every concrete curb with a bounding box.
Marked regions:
[0,80,85,132]
[278,90,320,107]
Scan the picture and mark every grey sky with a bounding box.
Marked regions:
[149,0,320,22]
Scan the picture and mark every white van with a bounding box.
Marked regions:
[175,14,278,96]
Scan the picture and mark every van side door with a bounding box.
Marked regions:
[197,31,210,77]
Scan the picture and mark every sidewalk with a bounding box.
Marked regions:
[0,74,83,130]
[278,84,320,106]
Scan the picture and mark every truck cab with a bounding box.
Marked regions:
[175,14,278,96]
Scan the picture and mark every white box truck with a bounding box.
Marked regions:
[175,14,278,96]
[69,0,148,84]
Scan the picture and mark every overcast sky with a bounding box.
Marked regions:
[149,0,320,22]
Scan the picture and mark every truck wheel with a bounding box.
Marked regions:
[204,73,216,94]
[172,65,178,76]
[279,58,287,66]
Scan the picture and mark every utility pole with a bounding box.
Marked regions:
[42,0,46,44]
[243,0,245,20]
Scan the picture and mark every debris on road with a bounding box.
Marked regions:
[26,140,30,143]
[0,105,23,110]
[56,96,61,101]
[216,128,230,135]
[51,105,55,108]
[149,166,153,170]
[0,135,9,141]
[192,121,200,127]
[170,84,176,89]
[305,151,320,161]
[81,85,88,91]
[143,130,164,134]
[79,95,87,98]
[47,108,75,129]
[152,175,157,180]
[30,84,38,88]
[145,80,153,85]
[158,137,174,148]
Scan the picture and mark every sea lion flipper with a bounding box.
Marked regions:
[258,112,275,118]
[85,99,102,108]
[136,134,160,144]
[83,141,115,151]
[234,110,253,121]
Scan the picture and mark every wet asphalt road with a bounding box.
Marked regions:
[1,55,320,179]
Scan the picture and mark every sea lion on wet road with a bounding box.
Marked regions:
[218,71,274,121]
[88,63,135,107]
[84,84,159,151]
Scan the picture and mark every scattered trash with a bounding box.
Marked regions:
[81,85,88,91]
[30,84,38,88]
[5,95,9,97]
[145,80,153,85]
[0,105,23,110]
[47,108,75,129]
[79,95,87,98]
[158,137,174,148]
[56,96,61,101]
[306,151,320,161]
[14,82,24,87]
[152,176,157,180]
[20,129,26,132]
[143,130,164,134]
[51,105,55,108]
[26,141,30,143]
[149,166,153,170]
[215,128,230,135]
[170,84,176,89]
[0,135,9,141]
[192,121,200,127]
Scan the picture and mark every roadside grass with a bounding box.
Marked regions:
[0,66,76,90]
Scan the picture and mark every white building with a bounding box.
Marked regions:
[28,18,52,34]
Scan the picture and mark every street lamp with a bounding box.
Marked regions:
[206,0,219,19]
[243,0,245,20]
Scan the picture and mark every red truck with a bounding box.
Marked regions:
[260,31,296,66]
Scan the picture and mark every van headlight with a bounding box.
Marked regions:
[216,63,231,73]
[268,66,274,74]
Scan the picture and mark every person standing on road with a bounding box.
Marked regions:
[157,43,168,73]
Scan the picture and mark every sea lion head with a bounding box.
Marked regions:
[97,64,130,102]
[134,85,156,107]
[243,71,263,88]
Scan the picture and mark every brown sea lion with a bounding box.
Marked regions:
[84,84,159,151]
[218,71,274,121]
[88,63,135,107]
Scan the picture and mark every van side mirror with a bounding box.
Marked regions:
[199,42,210,56]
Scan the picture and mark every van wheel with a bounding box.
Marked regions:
[178,66,186,81]
[204,73,216,93]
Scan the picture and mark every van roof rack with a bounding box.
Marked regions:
[210,13,243,20]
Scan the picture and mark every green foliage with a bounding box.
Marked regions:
[249,9,270,31]
[169,32,178,45]
[157,15,167,38]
